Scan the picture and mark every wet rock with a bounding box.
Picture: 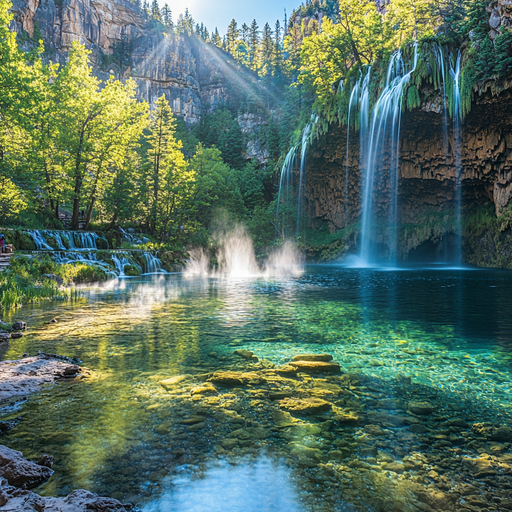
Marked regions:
[0,459,53,489]
[179,416,206,425]
[160,375,192,389]
[381,462,405,473]
[190,383,218,396]
[289,443,325,462]
[365,424,386,436]
[0,446,23,466]
[9,333,22,340]
[0,417,21,434]
[409,424,430,434]
[0,333,9,342]
[36,455,53,468]
[272,365,299,376]
[288,361,341,374]
[471,422,512,442]
[292,354,333,362]
[61,365,80,377]
[279,397,332,415]
[12,322,26,331]
[208,371,264,386]
[408,401,434,415]
[233,349,258,362]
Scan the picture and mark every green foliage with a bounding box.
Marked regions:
[406,84,421,109]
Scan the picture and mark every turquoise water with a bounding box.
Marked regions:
[1,266,512,509]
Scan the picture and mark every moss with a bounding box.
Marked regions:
[96,237,109,250]
[124,265,141,277]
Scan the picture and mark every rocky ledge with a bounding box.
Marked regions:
[0,354,82,401]
[0,445,139,511]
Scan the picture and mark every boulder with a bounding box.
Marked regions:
[0,459,54,489]
[288,360,341,374]
[12,322,26,331]
[0,446,23,466]
[279,397,332,415]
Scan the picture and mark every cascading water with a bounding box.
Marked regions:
[276,145,298,238]
[296,120,314,235]
[359,45,419,266]
[143,253,167,274]
[28,230,54,250]
[450,52,463,265]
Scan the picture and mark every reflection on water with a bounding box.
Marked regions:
[1,266,512,508]
[143,458,302,512]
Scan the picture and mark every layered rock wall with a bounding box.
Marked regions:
[305,91,512,263]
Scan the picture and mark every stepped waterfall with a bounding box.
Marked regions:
[24,230,168,278]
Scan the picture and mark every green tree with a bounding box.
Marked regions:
[249,20,260,70]
[227,19,240,55]
[151,0,161,22]
[143,95,187,235]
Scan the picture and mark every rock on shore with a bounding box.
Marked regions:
[0,355,82,400]
[0,445,139,511]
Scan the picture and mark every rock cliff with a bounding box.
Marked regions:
[9,0,258,125]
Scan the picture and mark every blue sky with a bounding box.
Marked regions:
[162,0,300,34]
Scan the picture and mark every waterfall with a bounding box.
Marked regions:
[450,52,463,265]
[276,145,298,238]
[143,253,167,274]
[359,45,418,266]
[112,255,130,277]
[296,120,314,235]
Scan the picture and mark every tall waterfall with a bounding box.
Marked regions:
[276,145,298,238]
[359,45,418,266]
[450,52,463,265]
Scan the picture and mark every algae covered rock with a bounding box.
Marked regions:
[190,383,218,395]
[289,360,341,374]
[279,397,332,415]
[208,371,264,386]
[233,349,258,361]
[160,375,192,390]
[292,354,333,362]
[408,401,434,415]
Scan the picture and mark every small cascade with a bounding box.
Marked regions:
[27,230,99,250]
[143,253,167,274]
[75,232,99,249]
[450,52,463,265]
[111,255,131,277]
[28,230,53,250]
[119,228,149,246]
[359,45,418,266]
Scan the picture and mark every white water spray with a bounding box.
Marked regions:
[185,226,304,279]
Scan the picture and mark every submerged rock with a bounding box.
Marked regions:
[279,397,332,415]
[233,349,259,362]
[160,375,192,390]
[289,360,341,374]
[408,401,434,415]
[292,354,333,362]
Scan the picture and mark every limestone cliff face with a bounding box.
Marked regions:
[305,90,512,264]
[9,0,244,124]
